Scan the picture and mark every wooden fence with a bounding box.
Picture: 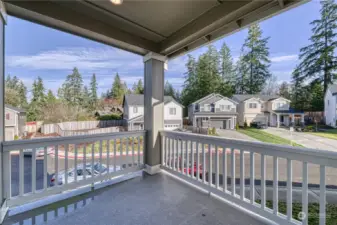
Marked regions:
[41,120,125,137]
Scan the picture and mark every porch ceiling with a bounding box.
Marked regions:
[4,0,307,58]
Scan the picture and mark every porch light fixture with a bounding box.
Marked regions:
[110,0,123,5]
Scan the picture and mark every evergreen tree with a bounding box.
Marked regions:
[46,90,56,104]
[235,54,249,94]
[90,73,98,108]
[61,67,83,106]
[241,24,271,94]
[82,85,91,110]
[164,81,176,98]
[310,82,324,111]
[5,75,28,108]
[111,73,126,102]
[181,55,197,106]
[132,79,144,94]
[297,0,337,94]
[27,77,46,121]
[219,42,235,91]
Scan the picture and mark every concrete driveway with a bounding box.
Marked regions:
[264,127,337,152]
[217,129,259,142]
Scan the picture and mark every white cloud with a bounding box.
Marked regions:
[270,54,298,63]
[6,47,143,71]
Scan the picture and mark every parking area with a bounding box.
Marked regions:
[217,129,259,142]
[263,127,337,152]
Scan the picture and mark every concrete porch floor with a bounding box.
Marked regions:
[4,172,267,225]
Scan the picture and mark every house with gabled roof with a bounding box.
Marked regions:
[188,93,238,129]
[232,94,304,127]
[123,94,184,131]
[325,84,337,127]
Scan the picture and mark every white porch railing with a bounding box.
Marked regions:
[160,131,337,225]
[1,131,145,208]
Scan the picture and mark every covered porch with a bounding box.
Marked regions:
[269,111,305,128]
[0,0,330,225]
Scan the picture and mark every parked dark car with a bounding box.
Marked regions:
[250,121,267,129]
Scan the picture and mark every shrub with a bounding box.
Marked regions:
[97,114,121,120]
[236,122,239,130]
[244,120,248,129]
[14,135,19,140]
[212,127,216,135]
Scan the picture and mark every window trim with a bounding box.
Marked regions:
[169,107,176,115]
[248,103,257,109]
[133,106,138,113]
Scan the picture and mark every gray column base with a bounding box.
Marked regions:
[0,199,8,224]
[144,164,161,175]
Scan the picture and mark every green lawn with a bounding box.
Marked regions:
[238,128,303,147]
[309,129,337,140]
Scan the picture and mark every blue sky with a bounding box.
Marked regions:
[5,1,321,97]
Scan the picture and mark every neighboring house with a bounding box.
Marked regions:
[188,93,238,129]
[232,95,304,127]
[324,84,337,128]
[123,94,183,131]
[5,105,26,141]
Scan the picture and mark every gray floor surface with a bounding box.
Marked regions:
[4,172,267,225]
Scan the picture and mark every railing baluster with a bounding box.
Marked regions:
[162,136,165,166]
[191,141,194,179]
[176,138,180,172]
[32,148,36,193]
[74,144,78,182]
[138,136,140,166]
[19,149,24,196]
[231,149,235,196]
[186,140,189,176]
[168,138,172,169]
[320,165,326,225]
[65,144,68,184]
[173,139,176,171]
[83,145,87,180]
[223,147,227,192]
[114,139,117,172]
[131,137,134,166]
[215,146,219,189]
[287,159,292,221]
[240,150,245,200]
[261,154,266,209]
[273,156,278,215]
[99,140,103,175]
[302,162,308,225]
[55,145,59,187]
[107,140,110,172]
[3,151,11,199]
[202,143,205,183]
[44,147,47,190]
[208,144,212,186]
[196,142,200,181]
[250,152,255,204]
[91,143,94,180]
[181,140,185,174]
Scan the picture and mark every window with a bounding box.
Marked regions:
[133,107,138,113]
[169,108,176,115]
[205,104,211,111]
[261,104,264,109]
[195,104,199,111]
[5,113,10,120]
[220,105,231,111]
[249,103,257,109]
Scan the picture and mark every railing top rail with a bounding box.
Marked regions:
[160,131,337,167]
[3,130,146,151]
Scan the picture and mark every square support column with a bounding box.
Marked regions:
[143,52,166,175]
[276,114,280,128]
[0,1,7,223]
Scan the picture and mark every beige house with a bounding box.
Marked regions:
[232,95,304,127]
[5,105,26,141]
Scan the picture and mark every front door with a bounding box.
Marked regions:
[223,120,227,129]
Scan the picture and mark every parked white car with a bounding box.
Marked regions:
[50,163,121,186]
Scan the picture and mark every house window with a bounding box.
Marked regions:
[205,104,210,111]
[261,104,264,109]
[249,103,257,109]
[169,108,176,115]
[5,113,10,120]
[195,104,199,111]
[133,107,138,113]
[220,105,231,111]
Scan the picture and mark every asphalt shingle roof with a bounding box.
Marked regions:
[231,94,280,102]
[5,104,26,113]
[124,94,183,107]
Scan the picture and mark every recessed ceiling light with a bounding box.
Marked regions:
[110,0,123,5]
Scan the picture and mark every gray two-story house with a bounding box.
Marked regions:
[188,93,238,129]
[5,105,26,141]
